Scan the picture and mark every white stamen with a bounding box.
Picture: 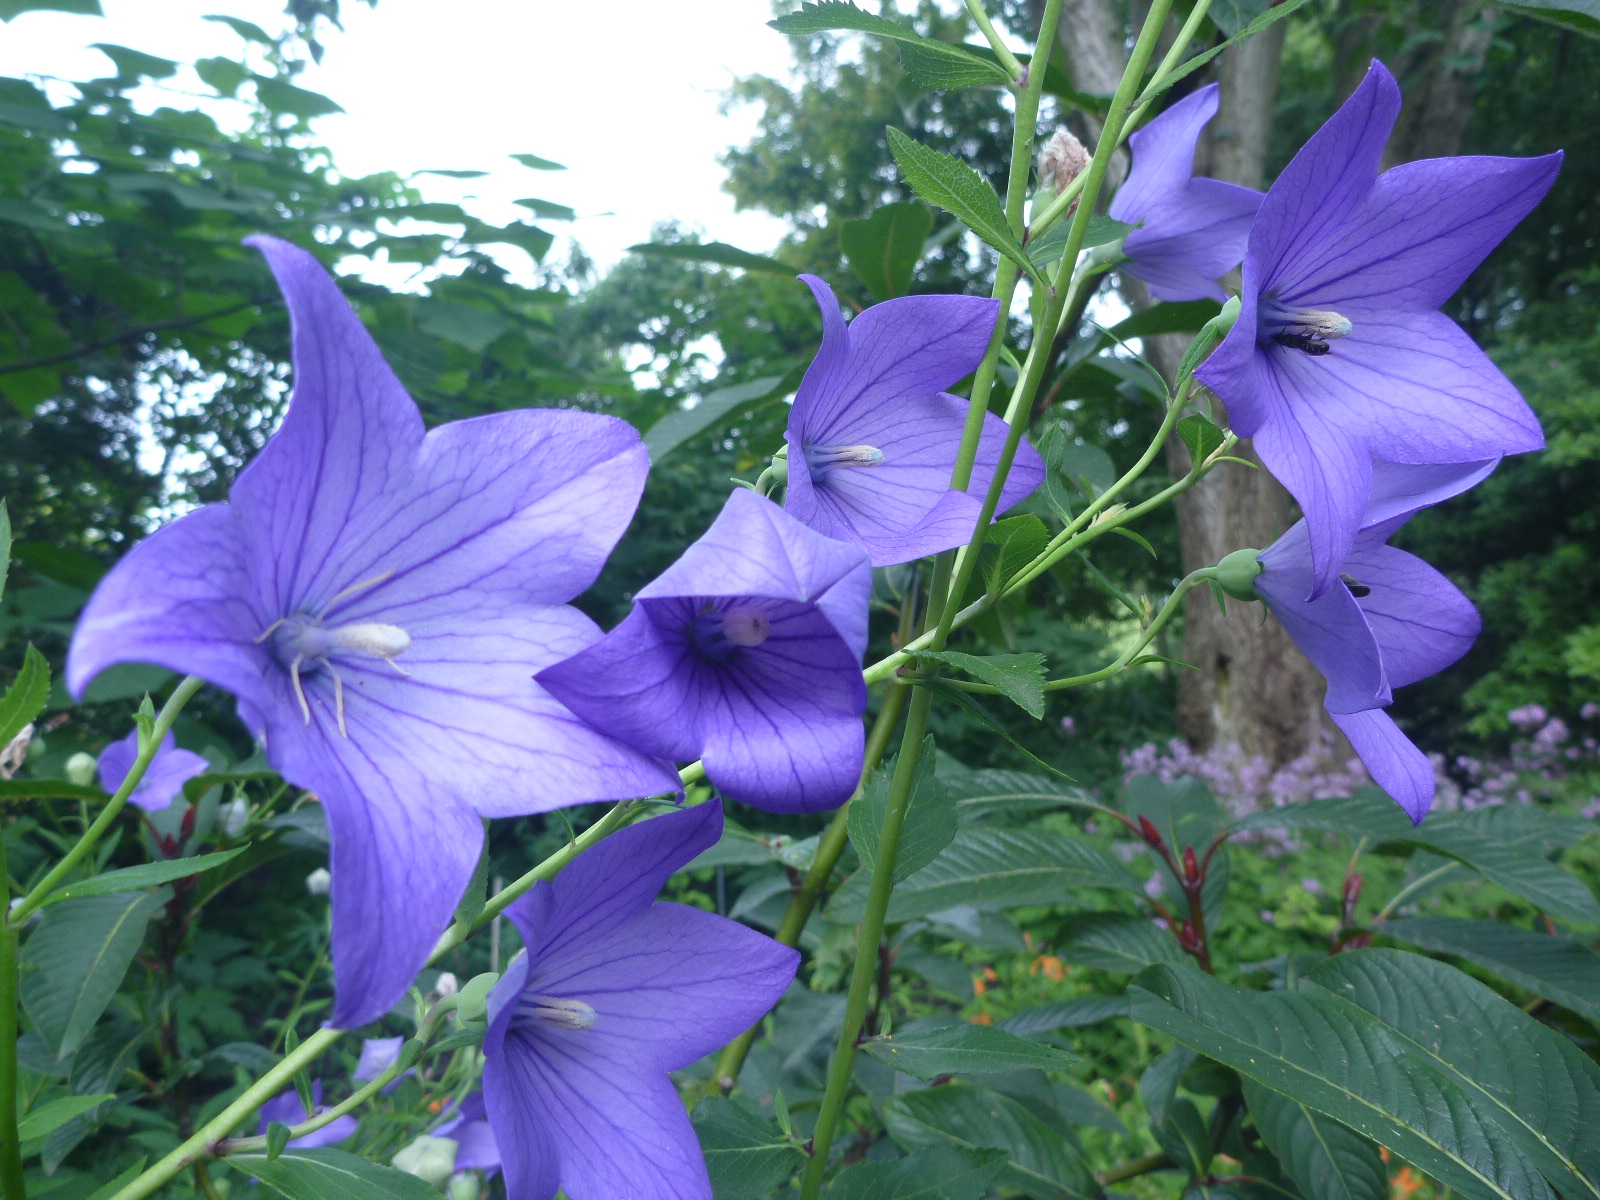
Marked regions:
[334,669,348,739]
[327,622,412,659]
[290,654,310,725]
[805,443,886,473]
[515,994,597,1031]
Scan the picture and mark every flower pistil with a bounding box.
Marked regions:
[514,994,598,1031]
[1258,296,1353,356]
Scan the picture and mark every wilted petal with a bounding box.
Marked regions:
[1341,539,1480,689]
[1330,708,1435,823]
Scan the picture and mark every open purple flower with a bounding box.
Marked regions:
[783,275,1044,566]
[1252,460,1494,821]
[97,729,208,813]
[538,488,871,813]
[258,1081,358,1148]
[66,237,679,1028]
[1108,83,1262,302]
[1197,59,1561,596]
[483,801,797,1200]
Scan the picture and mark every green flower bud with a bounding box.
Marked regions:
[1215,547,1264,601]
[448,1173,481,1200]
[393,1135,458,1191]
[456,970,500,1026]
[64,751,98,787]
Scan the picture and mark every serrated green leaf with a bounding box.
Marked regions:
[885,128,1038,283]
[770,0,917,38]
[21,889,169,1059]
[1025,214,1134,268]
[895,39,1011,89]
[1128,959,1563,1200]
[1242,1078,1388,1200]
[829,827,1139,924]
[848,739,957,885]
[911,651,1047,718]
[1381,916,1600,1025]
[863,1024,1073,1081]
[884,1083,1099,1200]
[45,848,248,906]
[0,643,50,752]
[841,201,934,302]
[1058,911,1187,974]
[628,240,791,274]
[643,373,791,463]
[981,514,1050,594]
[1177,413,1226,463]
[691,1098,803,1200]
[829,1146,1009,1200]
[16,1092,116,1141]
[225,1148,441,1199]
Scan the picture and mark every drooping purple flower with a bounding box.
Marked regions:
[434,1092,500,1174]
[66,237,679,1028]
[483,801,798,1200]
[1108,83,1263,302]
[1252,461,1494,821]
[257,1081,358,1148]
[1196,60,1561,596]
[96,729,208,813]
[783,276,1045,567]
[538,488,871,813]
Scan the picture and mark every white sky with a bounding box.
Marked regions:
[0,0,799,277]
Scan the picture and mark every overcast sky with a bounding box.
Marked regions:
[0,0,801,278]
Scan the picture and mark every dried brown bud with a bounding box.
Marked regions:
[1038,129,1089,195]
[0,723,33,780]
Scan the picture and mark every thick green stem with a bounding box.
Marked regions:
[11,675,205,927]
[0,838,23,1200]
[962,0,1024,79]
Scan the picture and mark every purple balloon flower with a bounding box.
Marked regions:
[538,488,871,813]
[483,801,797,1200]
[66,237,679,1028]
[1108,83,1263,302]
[97,730,208,813]
[1197,59,1561,596]
[434,1092,500,1175]
[1254,461,1494,821]
[783,275,1045,567]
[258,1081,358,1148]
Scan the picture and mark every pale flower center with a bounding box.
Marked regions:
[1258,295,1353,357]
[804,443,885,479]
[690,603,772,662]
[515,994,597,1032]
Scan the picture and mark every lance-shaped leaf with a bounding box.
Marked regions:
[0,643,49,750]
[841,201,935,302]
[829,1146,1009,1200]
[642,373,792,463]
[1058,912,1187,974]
[43,848,248,906]
[862,1024,1074,1082]
[894,40,1012,89]
[691,1098,803,1200]
[627,240,791,274]
[909,651,1047,719]
[1242,1078,1388,1200]
[849,740,958,884]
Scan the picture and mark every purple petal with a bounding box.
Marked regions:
[353,1035,405,1082]
[1330,708,1435,824]
[97,730,209,813]
[257,1082,359,1149]
[1113,85,1221,221]
[1256,526,1389,713]
[1341,539,1480,689]
[452,1120,501,1174]
[480,1025,562,1200]
[1364,459,1498,527]
[67,504,268,702]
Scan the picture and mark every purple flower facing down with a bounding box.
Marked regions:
[1197,60,1561,596]
[784,275,1045,567]
[539,489,871,813]
[1108,83,1263,302]
[1254,461,1493,821]
[434,1092,500,1175]
[66,237,679,1028]
[258,1081,358,1148]
[97,730,208,813]
[483,802,797,1200]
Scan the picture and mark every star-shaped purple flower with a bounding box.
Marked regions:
[66,237,679,1028]
[1108,83,1263,302]
[97,729,208,813]
[783,275,1045,567]
[1196,59,1561,596]
[538,488,871,813]
[257,1081,358,1148]
[1253,460,1494,821]
[483,801,798,1200]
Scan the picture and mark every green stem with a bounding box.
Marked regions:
[0,835,23,1200]
[962,0,1024,79]
[1372,862,1459,925]
[1100,1151,1175,1185]
[10,676,205,927]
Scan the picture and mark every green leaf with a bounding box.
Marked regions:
[510,152,566,170]
[829,827,1139,924]
[627,240,792,274]
[885,128,1039,284]
[1024,214,1134,268]
[940,768,1104,820]
[1106,300,1221,341]
[90,44,176,80]
[1000,995,1129,1035]
[884,1083,1099,1200]
[829,1146,1009,1200]
[1381,917,1600,1025]
[863,1024,1074,1081]
[1177,413,1226,464]
[910,651,1047,719]
[415,300,512,353]
[17,1092,116,1141]
[980,514,1050,594]
[1146,0,1316,96]
[643,373,791,463]
[194,55,249,97]
[44,848,248,906]
[894,40,1011,89]
[21,889,170,1059]
[252,76,344,119]
[466,220,554,262]
[203,14,274,44]
[848,740,957,885]
[1309,950,1600,1196]
[841,202,935,302]
[770,1,930,41]
[225,1149,441,1200]
[0,643,50,750]
[1502,0,1600,38]
[512,196,576,222]
[691,1098,804,1200]
[452,840,490,928]
[1058,912,1186,974]
[1128,959,1566,1200]
[1242,1078,1388,1200]
[0,0,99,16]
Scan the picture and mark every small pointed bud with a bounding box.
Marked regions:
[1182,845,1200,884]
[1137,815,1163,848]
[305,867,332,896]
[179,804,198,841]
[1177,920,1200,953]
[64,750,97,787]
[1215,548,1264,601]
[1038,129,1089,195]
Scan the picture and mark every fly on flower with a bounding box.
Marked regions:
[1196,60,1561,597]
[66,237,680,1028]
[783,275,1045,566]
[482,801,797,1200]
